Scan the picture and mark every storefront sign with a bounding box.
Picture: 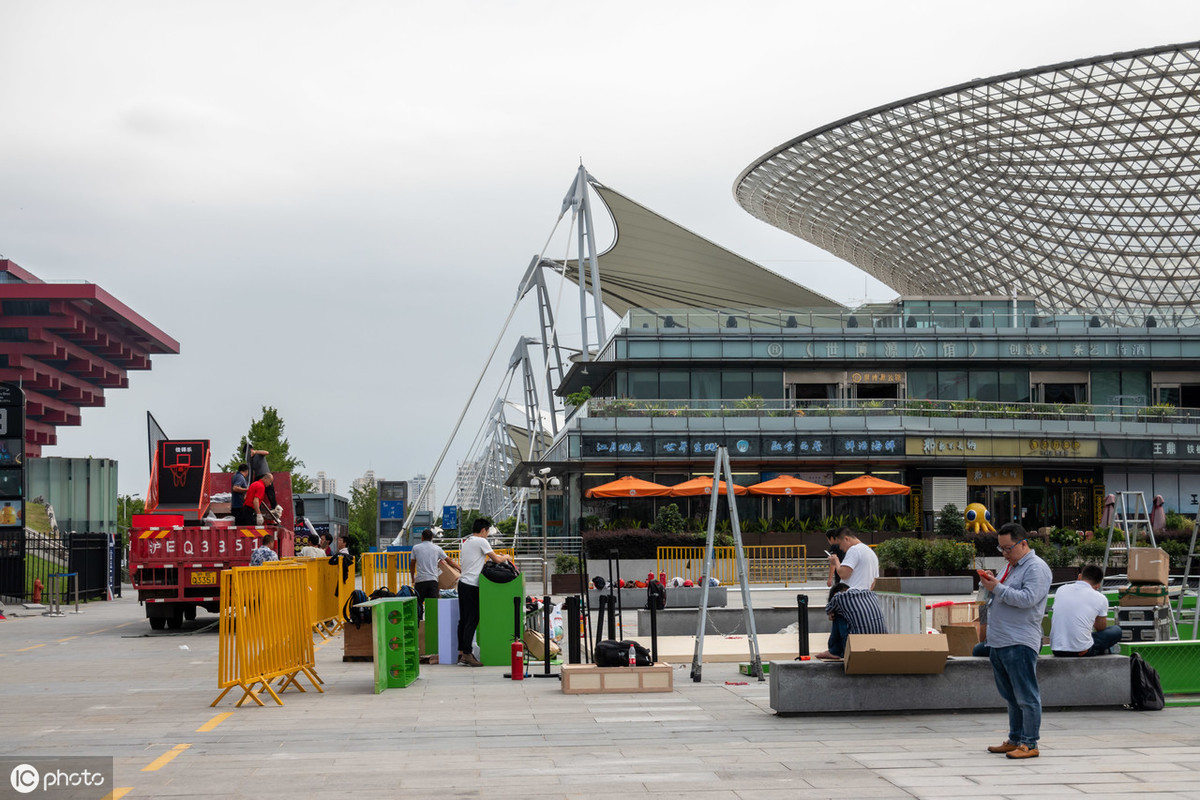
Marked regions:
[1025,438,1093,457]
[907,437,1098,458]
[967,467,1023,485]
[834,436,902,456]
[850,371,903,383]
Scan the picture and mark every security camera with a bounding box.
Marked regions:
[549,477,561,488]
[538,466,553,476]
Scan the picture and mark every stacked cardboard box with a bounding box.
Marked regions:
[1119,548,1170,643]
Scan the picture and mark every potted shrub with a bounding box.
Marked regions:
[897,537,929,576]
[926,538,972,576]
[874,537,907,575]
[550,552,585,594]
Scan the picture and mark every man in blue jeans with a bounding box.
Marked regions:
[977,523,1052,760]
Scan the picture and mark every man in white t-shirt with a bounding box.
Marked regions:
[1050,564,1122,657]
[456,517,517,667]
[830,528,879,590]
[816,527,881,660]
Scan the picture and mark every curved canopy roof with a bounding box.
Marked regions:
[735,41,1200,311]
[561,182,840,316]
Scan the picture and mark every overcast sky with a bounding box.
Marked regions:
[2,1,1198,501]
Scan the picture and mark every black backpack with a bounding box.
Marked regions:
[646,579,667,611]
[594,639,652,667]
[482,560,519,584]
[1129,653,1165,711]
[343,588,370,628]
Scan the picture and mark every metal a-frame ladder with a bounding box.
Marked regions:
[1177,516,1200,640]
[1102,490,1179,640]
[689,446,764,682]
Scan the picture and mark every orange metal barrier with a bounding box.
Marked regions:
[211,564,324,708]
[656,545,809,586]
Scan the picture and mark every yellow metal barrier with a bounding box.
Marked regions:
[361,548,513,594]
[211,564,324,708]
[292,556,355,638]
[656,545,809,586]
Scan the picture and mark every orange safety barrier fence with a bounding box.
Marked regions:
[211,564,324,708]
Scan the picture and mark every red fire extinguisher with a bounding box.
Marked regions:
[511,640,525,680]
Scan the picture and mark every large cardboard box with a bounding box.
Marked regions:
[844,634,948,675]
[438,560,461,590]
[561,663,673,694]
[1127,548,1170,585]
[940,622,980,656]
[343,620,373,660]
[1118,583,1170,606]
[930,602,978,632]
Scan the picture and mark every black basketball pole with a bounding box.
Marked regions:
[795,593,810,659]
[534,595,556,677]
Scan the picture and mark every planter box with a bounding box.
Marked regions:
[561,662,674,694]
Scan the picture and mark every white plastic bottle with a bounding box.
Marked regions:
[628,644,636,666]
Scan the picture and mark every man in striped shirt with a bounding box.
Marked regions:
[818,583,887,660]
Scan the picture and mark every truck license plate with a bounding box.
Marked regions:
[190,571,218,586]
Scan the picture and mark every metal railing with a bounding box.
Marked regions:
[587,397,1199,424]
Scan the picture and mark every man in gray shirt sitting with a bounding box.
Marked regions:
[977,523,1052,760]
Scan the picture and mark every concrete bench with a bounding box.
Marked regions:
[769,655,1131,715]
[588,586,727,610]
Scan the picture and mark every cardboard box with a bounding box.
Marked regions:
[561,662,673,694]
[931,602,978,632]
[844,634,948,675]
[438,560,461,590]
[1127,548,1170,585]
[940,622,980,656]
[1119,583,1170,606]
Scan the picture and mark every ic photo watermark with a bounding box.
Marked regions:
[1,758,112,800]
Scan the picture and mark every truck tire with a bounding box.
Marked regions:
[183,605,197,621]
[149,616,167,631]
[166,609,184,630]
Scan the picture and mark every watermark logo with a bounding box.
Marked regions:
[1,757,111,798]
[9,764,38,794]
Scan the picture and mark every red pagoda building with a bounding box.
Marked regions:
[0,259,179,455]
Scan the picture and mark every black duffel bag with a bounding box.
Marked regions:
[481,559,519,584]
[594,639,652,667]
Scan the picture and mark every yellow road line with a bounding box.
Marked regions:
[141,743,190,772]
[196,712,233,733]
[17,643,45,652]
[102,788,132,800]
[57,636,78,642]
[114,621,137,629]
[87,626,113,635]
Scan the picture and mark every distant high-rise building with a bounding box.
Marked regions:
[350,469,378,494]
[312,471,337,494]
[409,473,436,514]
[455,460,484,511]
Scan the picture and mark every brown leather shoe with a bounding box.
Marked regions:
[987,741,1019,754]
[1006,744,1039,759]
[462,653,484,667]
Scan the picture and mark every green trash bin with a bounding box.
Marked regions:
[478,572,525,666]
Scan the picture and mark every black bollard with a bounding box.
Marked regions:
[795,593,809,659]
[534,594,556,677]
[649,594,659,664]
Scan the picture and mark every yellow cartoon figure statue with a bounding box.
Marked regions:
[964,502,996,533]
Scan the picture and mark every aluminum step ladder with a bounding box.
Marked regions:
[1103,491,1178,640]
[1176,519,1200,640]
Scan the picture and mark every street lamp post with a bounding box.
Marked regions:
[528,469,560,593]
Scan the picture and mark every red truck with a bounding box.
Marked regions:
[129,439,295,630]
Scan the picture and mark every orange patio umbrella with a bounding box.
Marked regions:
[668,477,748,496]
[746,475,829,496]
[829,475,911,496]
[585,475,672,498]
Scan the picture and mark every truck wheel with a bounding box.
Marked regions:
[166,610,184,630]
[149,616,167,631]
[183,605,197,621]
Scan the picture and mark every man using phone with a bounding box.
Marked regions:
[978,523,1052,760]
[1050,564,1121,657]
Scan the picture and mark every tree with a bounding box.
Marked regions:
[348,483,377,555]
[117,494,144,549]
[220,406,312,492]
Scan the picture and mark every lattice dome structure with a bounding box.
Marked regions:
[735,41,1200,312]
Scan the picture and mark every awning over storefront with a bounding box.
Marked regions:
[585,476,672,498]
[746,475,829,496]
[668,477,748,497]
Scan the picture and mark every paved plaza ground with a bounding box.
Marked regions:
[2,591,1199,800]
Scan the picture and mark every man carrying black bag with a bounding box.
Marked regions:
[457,517,518,667]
